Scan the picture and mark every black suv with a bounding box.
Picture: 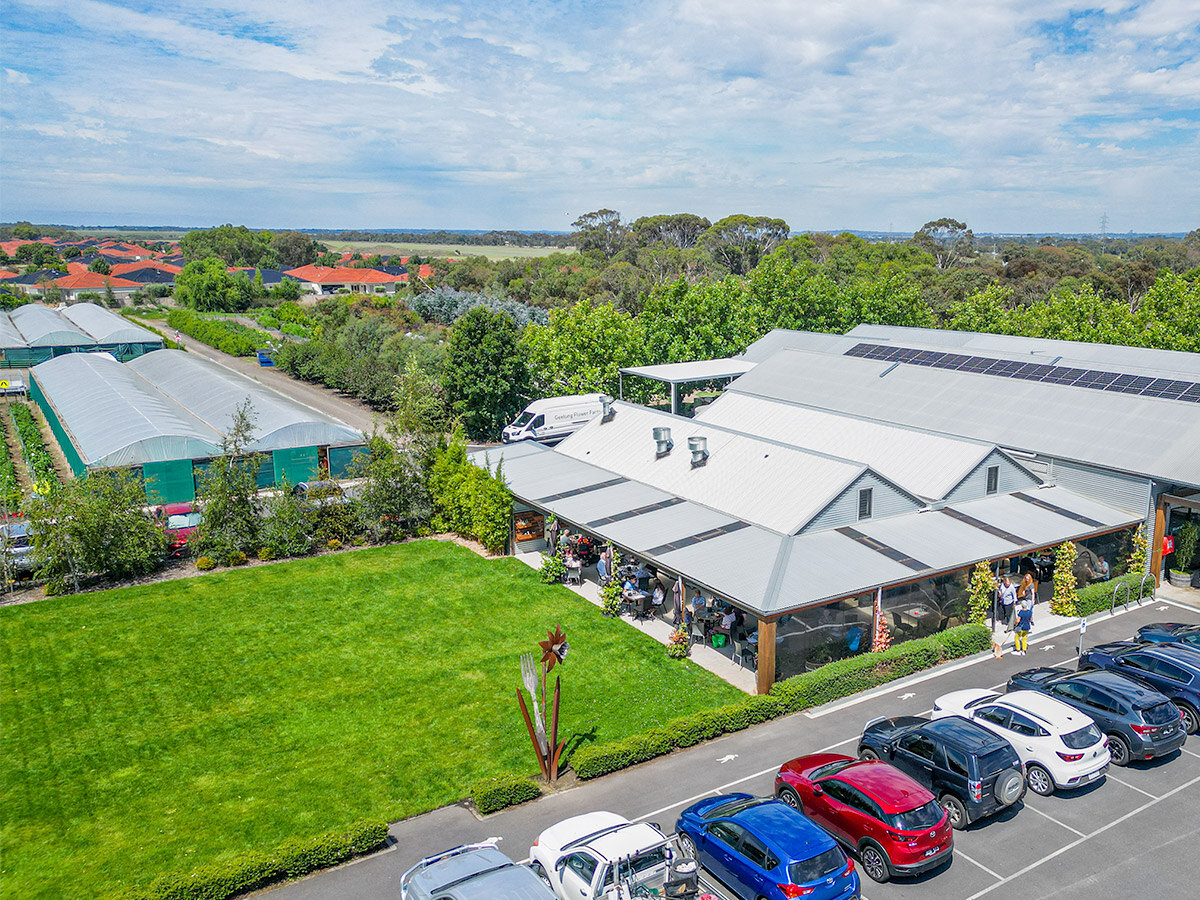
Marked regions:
[858,715,1025,830]
[1008,667,1185,766]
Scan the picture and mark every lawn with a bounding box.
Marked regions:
[323,240,574,260]
[0,541,741,898]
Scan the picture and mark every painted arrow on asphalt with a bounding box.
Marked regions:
[1160,605,1170,611]
[717,754,738,764]
[1042,645,1055,651]
[899,692,916,700]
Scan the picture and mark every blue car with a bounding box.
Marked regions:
[675,793,860,900]
[1135,623,1200,649]
[1079,641,1200,734]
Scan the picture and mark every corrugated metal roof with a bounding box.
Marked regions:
[60,302,161,345]
[127,351,362,451]
[727,348,1200,488]
[554,402,869,533]
[696,392,995,500]
[848,324,1200,379]
[32,353,219,468]
[620,358,757,384]
[0,313,27,348]
[11,303,95,348]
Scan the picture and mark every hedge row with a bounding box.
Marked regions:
[571,624,991,780]
[1075,572,1151,617]
[167,308,271,357]
[9,402,59,488]
[0,416,21,508]
[471,773,543,815]
[132,819,388,900]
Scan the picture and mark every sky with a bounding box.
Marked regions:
[1,0,1198,234]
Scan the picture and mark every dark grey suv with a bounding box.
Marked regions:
[859,715,1025,830]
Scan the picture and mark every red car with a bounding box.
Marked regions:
[775,753,953,884]
[158,503,202,556]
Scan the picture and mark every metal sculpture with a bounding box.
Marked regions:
[517,625,569,783]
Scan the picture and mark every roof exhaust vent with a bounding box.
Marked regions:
[653,426,673,458]
[600,395,615,423]
[688,436,709,468]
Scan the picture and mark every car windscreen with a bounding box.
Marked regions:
[1139,701,1178,725]
[511,412,534,427]
[700,796,772,820]
[166,513,201,529]
[624,845,669,875]
[1061,722,1103,750]
[887,800,943,831]
[788,846,845,884]
[978,747,1016,774]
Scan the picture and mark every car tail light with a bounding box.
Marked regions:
[969,779,982,801]
[1057,751,1084,762]
[1131,724,1155,735]
[776,885,814,898]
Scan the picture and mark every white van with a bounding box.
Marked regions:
[502,394,606,444]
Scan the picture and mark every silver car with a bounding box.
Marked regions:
[401,841,556,900]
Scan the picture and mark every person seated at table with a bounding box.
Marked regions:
[1096,556,1110,581]
[622,575,639,598]
[651,581,665,608]
[596,553,609,583]
[691,589,705,619]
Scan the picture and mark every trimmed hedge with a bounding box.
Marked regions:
[571,624,991,780]
[471,773,542,815]
[167,308,270,357]
[136,819,388,900]
[1075,572,1149,617]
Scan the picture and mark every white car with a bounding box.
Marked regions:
[932,688,1110,796]
[529,811,674,900]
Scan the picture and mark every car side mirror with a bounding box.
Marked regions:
[811,785,824,797]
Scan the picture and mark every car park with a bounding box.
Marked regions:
[675,793,860,900]
[1135,622,1200,649]
[858,715,1025,830]
[1078,641,1200,734]
[1008,667,1186,766]
[932,689,1109,795]
[775,753,951,883]
[529,812,674,900]
[399,840,556,900]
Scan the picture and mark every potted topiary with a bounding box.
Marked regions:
[1170,521,1199,588]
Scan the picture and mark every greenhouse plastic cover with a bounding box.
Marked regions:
[10,303,96,347]
[127,350,362,451]
[60,303,160,344]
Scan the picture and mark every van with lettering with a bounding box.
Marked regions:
[502,394,606,445]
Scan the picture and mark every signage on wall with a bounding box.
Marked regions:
[1163,535,1175,555]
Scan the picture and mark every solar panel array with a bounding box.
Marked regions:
[845,343,1200,403]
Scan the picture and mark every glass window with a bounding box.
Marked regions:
[944,746,971,777]
[887,800,945,831]
[986,465,999,494]
[899,732,936,761]
[1062,723,1103,750]
[789,847,846,885]
[1007,712,1044,737]
[532,414,545,428]
[512,411,534,427]
[822,780,874,816]
[858,488,873,520]
[1120,653,1153,672]
[564,853,597,884]
[1146,657,1191,684]
[708,822,743,848]
[1052,681,1091,704]
[739,834,770,870]
[975,706,1011,728]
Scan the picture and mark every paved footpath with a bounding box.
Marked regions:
[264,591,1200,900]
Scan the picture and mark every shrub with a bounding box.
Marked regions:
[227,550,248,566]
[600,578,622,615]
[666,627,690,659]
[470,773,542,815]
[1051,541,1078,616]
[167,308,271,357]
[539,553,566,584]
[326,538,343,551]
[140,819,387,900]
[1075,572,1147,617]
[570,624,990,780]
[195,556,216,571]
[257,547,276,561]
[967,562,996,625]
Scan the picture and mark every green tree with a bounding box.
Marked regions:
[522,298,644,397]
[700,215,790,275]
[631,213,711,250]
[912,218,975,270]
[26,470,167,594]
[175,258,253,312]
[258,478,314,558]
[88,257,112,275]
[442,306,530,440]
[391,355,446,443]
[194,400,262,560]
[638,276,754,363]
[351,434,431,542]
[571,209,629,258]
[180,224,273,266]
[269,230,324,268]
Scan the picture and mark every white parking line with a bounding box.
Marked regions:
[963,771,1200,899]
[1181,746,1200,760]
[1104,773,1159,799]
[1021,801,1086,837]
[951,848,1003,881]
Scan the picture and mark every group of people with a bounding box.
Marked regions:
[997,572,1037,656]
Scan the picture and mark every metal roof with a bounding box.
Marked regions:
[10,303,95,348]
[0,313,26,348]
[32,353,220,468]
[726,347,1200,488]
[127,351,362,451]
[60,302,161,345]
[695,391,998,500]
[619,358,757,384]
[553,402,872,534]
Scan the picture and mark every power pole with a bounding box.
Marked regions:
[1100,211,1109,243]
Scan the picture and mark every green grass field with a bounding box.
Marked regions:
[323,240,574,260]
[0,541,740,898]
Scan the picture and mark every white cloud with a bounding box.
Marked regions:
[5,68,31,84]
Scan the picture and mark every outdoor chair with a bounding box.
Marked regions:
[690,619,706,646]
[733,639,756,670]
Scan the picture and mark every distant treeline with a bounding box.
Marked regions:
[302,229,574,248]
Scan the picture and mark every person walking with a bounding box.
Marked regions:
[1017,571,1036,617]
[998,575,1017,629]
[1013,600,1033,655]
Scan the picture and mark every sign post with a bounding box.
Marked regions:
[1077,616,1087,659]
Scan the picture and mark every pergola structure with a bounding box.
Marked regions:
[618,358,757,416]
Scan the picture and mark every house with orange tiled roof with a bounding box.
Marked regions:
[28,271,143,302]
[284,264,408,294]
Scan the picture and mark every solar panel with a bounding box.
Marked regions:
[843,343,1199,405]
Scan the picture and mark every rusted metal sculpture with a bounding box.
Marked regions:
[517,625,569,783]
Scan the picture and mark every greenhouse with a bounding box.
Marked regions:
[30,351,365,503]
[0,302,162,367]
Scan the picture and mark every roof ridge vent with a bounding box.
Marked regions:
[653,426,673,458]
[688,435,709,467]
[601,395,615,423]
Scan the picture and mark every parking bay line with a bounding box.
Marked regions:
[1104,772,1159,799]
[1181,747,1200,760]
[963,770,1200,899]
[1021,801,1086,837]
[951,848,1004,881]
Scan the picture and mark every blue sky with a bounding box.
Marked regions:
[1,0,1197,233]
